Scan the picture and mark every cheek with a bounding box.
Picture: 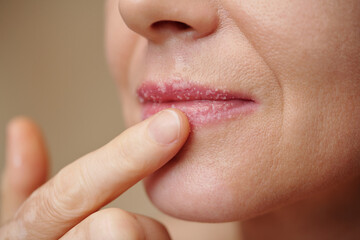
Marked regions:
[225,0,360,100]
[227,0,360,172]
[241,0,360,211]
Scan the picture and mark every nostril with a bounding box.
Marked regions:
[151,21,191,32]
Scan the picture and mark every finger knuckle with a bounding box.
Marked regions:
[45,166,93,220]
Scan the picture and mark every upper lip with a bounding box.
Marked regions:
[137,80,255,103]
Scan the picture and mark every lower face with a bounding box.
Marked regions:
[106,0,360,222]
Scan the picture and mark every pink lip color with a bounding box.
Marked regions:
[137,81,257,126]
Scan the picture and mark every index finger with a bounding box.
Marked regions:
[2,109,190,240]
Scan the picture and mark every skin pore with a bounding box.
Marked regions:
[106,0,360,239]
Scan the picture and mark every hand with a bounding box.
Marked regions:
[0,109,190,239]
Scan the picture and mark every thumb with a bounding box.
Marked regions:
[1,117,49,224]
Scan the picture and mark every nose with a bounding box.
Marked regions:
[118,0,219,42]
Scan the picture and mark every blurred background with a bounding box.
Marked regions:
[0,0,159,216]
[0,1,239,238]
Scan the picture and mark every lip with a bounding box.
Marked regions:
[137,80,257,126]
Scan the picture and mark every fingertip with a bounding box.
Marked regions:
[7,116,43,140]
[6,116,47,165]
[5,115,48,192]
[1,116,49,223]
[146,109,190,146]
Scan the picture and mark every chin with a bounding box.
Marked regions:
[143,155,246,222]
[142,117,284,223]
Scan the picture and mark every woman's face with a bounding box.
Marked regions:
[106,0,360,222]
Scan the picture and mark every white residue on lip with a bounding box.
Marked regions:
[158,82,166,93]
[138,79,240,103]
[171,80,191,91]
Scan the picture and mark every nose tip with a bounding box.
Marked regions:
[119,0,219,42]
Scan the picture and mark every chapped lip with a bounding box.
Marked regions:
[137,80,255,103]
[137,80,258,125]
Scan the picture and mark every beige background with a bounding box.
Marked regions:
[0,1,239,238]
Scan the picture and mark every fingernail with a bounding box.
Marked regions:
[148,110,181,144]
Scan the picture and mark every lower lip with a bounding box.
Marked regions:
[142,100,256,126]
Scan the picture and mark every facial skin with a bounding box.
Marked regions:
[105,0,360,222]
